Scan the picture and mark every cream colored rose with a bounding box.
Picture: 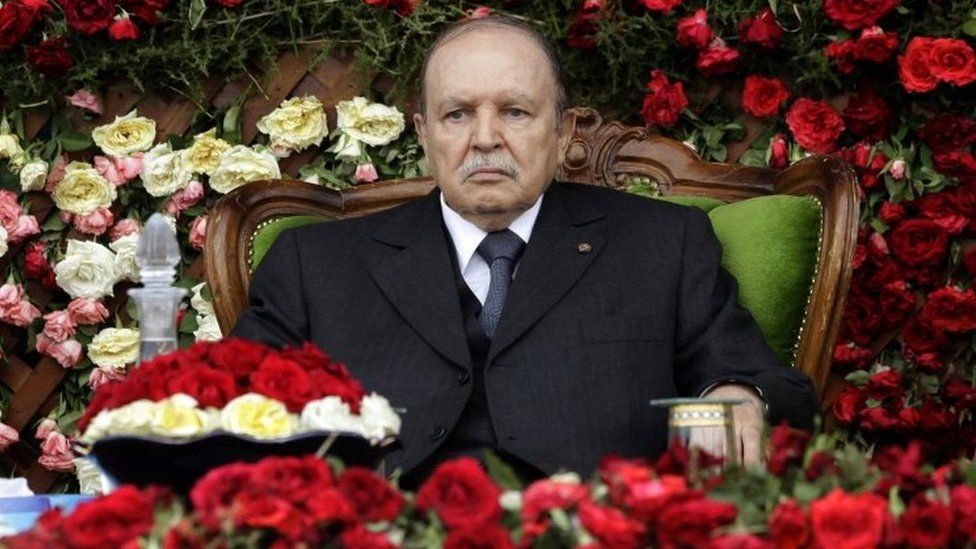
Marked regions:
[19,159,48,192]
[221,393,296,439]
[110,233,140,282]
[336,97,405,147]
[150,394,216,438]
[257,96,328,156]
[184,129,230,176]
[300,396,364,436]
[0,132,23,160]
[194,313,222,342]
[52,162,117,216]
[210,145,281,194]
[80,399,155,442]
[87,327,140,369]
[74,457,104,495]
[358,393,401,440]
[327,132,363,160]
[54,240,118,299]
[91,110,156,157]
[191,282,214,316]
[0,226,7,258]
[141,143,192,197]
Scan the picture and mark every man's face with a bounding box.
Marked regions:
[414,27,574,230]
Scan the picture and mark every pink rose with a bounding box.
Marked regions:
[37,428,75,473]
[65,89,103,114]
[67,298,110,325]
[354,163,379,183]
[35,418,57,440]
[45,155,69,193]
[0,422,19,451]
[89,364,127,389]
[0,190,23,233]
[36,334,82,368]
[109,218,141,241]
[93,155,125,186]
[4,300,41,327]
[890,159,907,180]
[164,180,204,215]
[116,153,143,181]
[189,216,207,250]
[73,207,114,235]
[0,283,25,310]
[42,310,77,343]
[8,214,40,242]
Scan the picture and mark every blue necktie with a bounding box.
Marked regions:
[476,229,526,339]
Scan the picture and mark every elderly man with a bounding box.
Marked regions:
[232,15,817,487]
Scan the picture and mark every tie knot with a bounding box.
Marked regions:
[477,229,525,264]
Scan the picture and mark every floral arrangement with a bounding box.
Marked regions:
[77,338,400,444]
[6,426,976,548]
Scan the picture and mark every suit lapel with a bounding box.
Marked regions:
[368,192,472,371]
[488,183,606,363]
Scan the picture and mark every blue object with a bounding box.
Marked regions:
[0,495,94,534]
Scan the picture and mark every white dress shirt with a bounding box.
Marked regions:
[439,193,543,305]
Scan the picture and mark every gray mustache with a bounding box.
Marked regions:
[457,155,520,181]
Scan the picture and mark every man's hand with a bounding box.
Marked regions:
[701,383,766,466]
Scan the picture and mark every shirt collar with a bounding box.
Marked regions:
[440,192,543,273]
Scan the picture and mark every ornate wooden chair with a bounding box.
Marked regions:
[205,107,858,400]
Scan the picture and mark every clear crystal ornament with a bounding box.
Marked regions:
[128,214,186,364]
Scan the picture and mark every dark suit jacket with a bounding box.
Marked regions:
[232,181,818,476]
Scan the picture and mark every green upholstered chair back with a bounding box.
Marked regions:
[206,108,858,398]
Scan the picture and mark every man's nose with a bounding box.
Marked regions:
[471,112,502,151]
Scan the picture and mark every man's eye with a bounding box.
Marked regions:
[507,108,528,118]
[446,110,465,120]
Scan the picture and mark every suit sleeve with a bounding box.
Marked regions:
[229,229,310,348]
[673,207,817,430]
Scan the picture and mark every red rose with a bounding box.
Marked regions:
[249,355,319,411]
[118,0,170,25]
[23,242,51,280]
[655,496,738,547]
[853,26,898,63]
[942,375,976,409]
[917,114,976,154]
[362,0,418,17]
[899,37,939,93]
[738,8,782,49]
[676,9,712,49]
[521,478,588,524]
[888,219,948,266]
[62,486,158,548]
[878,280,915,329]
[928,38,976,87]
[206,338,270,379]
[767,424,811,475]
[444,524,515,549]
[768,500,810,549]
[823,0,899,30]
[768,133,789,169]
[742,75,789,118]
[251,455,335,503]
[638,0,682,14]
[190,462,254,528]
[841,286,882,345]
[861,401,903,431]
[833,342,874,371]
[0,0,38,50]
[304,487,354,524]
[900,495,952,547]
[826,39,857,74]
[878,201,905,224]
[641,70,688,128]
[696,42,741,76]
[934,150,976,181]
[901,315,948,355]
[832,386,865,425]
[921,286,976,333]
[27,38,73,78]
[61,0,114,36]
[865,369,903,400]
[416,457,502,530]
[567,7,601,50]
[842,87,892,141]
[707,534,772,548]
[916,192,968,234]
[810,489,888,548]
[785,98,845,154]
[835,142,888,190]
[108,17,140,41]
[232,491,304,537]
[337,467,404,522]
[951,485,976,543]
[806,451,840,480]
[166,366,238,408]
[578,500,648,549]
[339,524,397,549]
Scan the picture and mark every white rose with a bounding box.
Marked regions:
[210,145,281,194]
[221,393,297,439]
[141,143,192,197]
[73,457,105,495]
[79,400,155,442]
[327,132,363,160]
[91,110,156,157]
[0,132,23,160]
[0,226,6,258]
[19,159,48,192]
[335,96,405,147]
[300,396,365,436]
[184,128,230,176]
[194,313,222,342]
[54,239,118,299]
[190,282,214,315]
[150,394,215,438]
[257,96,329,156]
[358,393,401,440]
[87,327,140,369]
[110,233,140,282]
[52,162,117,216]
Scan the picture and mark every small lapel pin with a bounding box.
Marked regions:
[577,242,592,254]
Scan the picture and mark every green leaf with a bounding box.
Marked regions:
[57,131,93,152]
[41,215,66,232]
[188,0,207,30]
[483,449,523,491]
[918,374,941,395]
[844,370,871,387]
[179,311,199,334]
[962,20,976,37]
[888,486,905,517]
[222,105,242,144]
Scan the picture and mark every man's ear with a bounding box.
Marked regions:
[557,110,577,162]
[413,112,428,150]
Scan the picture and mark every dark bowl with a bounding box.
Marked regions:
[88,431,400,496]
